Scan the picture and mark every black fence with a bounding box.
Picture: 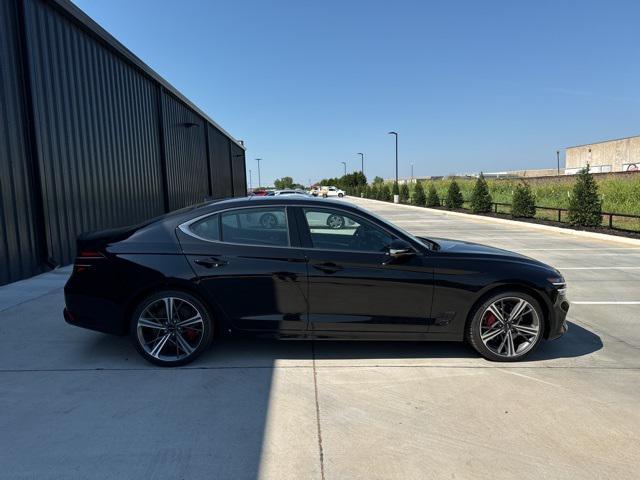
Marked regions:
[459,201,640,233]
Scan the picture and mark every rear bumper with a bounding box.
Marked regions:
[547,293,570,340]
[64,293,127,336]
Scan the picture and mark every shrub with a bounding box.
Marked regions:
[470,173,493,213]
[412,181,426,205]
[511,182,536,218]
[568,166,602,227]
[370,185,379,199]
[444,180,464,209]
[399,183,410,203]
[392,182,400,197]
[426,183,440,207]
[380,184,392,201]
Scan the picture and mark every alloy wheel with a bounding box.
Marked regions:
[136,297,205,362]
[479,297,541,358]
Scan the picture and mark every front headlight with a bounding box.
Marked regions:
[548,276,567,296]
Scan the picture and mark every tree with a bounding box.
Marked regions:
[274,176,295,189]
[370,184,379,200]
[392,182,400,197]
[444,180,464,209]
[568,166,602,227]
[412,181,426,206]
[426,183,440,207]
[511,182,536,218]
[373,176,384,185]
[470,173,493,213]
[363,184,372,198]
[399,183,410,203]
[380,184,392,201]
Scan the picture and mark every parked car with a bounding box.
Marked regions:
[320,186,345,198]
[64,196,569,366]
[273,189,310,196]
[309,186,320,197]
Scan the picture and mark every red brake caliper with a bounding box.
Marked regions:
[184,328,198,342]
[484,311,497,328]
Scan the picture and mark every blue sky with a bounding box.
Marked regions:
[74,0,640,186]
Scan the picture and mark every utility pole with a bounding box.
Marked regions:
[388,131,398,184]
[255,158,262,188]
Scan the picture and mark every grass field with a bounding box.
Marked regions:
[411,175,640,215]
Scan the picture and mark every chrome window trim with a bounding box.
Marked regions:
[179,205,291,247]
[177,202,424,256]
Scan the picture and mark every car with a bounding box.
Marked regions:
[320,186,345,198]
[64,196,569,367]
[309,186,320,197]
[273,189,310,196]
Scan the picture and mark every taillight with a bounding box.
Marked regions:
[74,249,105,273]
[77,250,105,259]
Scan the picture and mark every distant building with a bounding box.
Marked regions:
[565,135,640,174]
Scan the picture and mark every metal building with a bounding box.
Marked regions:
[0,0,247,286]
[565,135,640,174]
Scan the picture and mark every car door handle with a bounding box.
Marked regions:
[312,262,343,274]
[194,257,227,268]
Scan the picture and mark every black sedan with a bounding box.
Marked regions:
[64,196,569,366]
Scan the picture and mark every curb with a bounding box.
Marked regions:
[351,197,640,247]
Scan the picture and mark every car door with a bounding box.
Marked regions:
[295,206,434,333]
[177,206,308,332]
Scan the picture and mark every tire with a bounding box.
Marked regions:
[326,214,345,229]
[466,291,544,362]
[338,193,344,198]
[130,290,213,367]
[259,213,278,229]
[322,193,328,198]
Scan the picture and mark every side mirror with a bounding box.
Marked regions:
[384,239,415,264]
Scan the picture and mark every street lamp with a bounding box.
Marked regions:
[410,162,414,183]
[255,158,262,188]
[248,169,252,190]
[556,150,560,175]
[341,161,347,176]
[388,131,398,185]
[357,153,364,176]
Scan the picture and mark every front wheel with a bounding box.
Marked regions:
[467,292,544,362]
[131,290,213,367]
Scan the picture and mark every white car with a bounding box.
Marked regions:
[320,186,345,198]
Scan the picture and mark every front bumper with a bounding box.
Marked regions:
[547,292,570,340]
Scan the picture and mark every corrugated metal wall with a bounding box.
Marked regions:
[208,125,233,198]
[162,93,209,211]
[231,143,247,197]
[0,0,42,284]
[0,0,246,285]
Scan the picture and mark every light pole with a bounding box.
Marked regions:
[388,131,398,185]
[255,158,262,188]
[556,150,560,175]
[341,161,347,176]
[248,169,252,190]
[357,153,364,176]
[410,163,414,183]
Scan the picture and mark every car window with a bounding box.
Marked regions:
[189,214,220,241]
[221,207,289,247]
[303,208,395,252]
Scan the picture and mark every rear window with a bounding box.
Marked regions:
[220,207,289,247]
[189,214,220,241]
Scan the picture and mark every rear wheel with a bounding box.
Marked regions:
[131,290,213,367]
[467,292,544,362]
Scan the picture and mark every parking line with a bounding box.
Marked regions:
[572,301,640,305]
[557,267,640,270]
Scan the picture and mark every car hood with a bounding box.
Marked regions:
[423,236,551,268]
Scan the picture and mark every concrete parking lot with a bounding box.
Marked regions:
[1,197,639,479]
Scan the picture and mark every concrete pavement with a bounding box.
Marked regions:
[0,197,639,479]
